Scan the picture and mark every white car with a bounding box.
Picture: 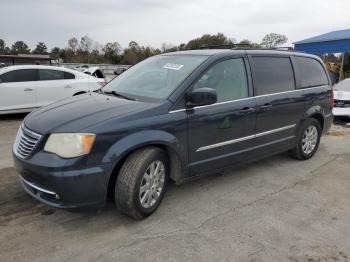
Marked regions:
[82,67,105,79]
[333,78,350,118]
[0,65,105,114]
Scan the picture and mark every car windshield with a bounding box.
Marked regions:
[334,79,350,91]
[102,55,208,100]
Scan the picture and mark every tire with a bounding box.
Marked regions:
[115,147,168,219]
[288,118,322,160]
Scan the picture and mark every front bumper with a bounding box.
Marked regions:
[13,152,113,209]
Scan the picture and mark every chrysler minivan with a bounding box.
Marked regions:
[13,49,333,219]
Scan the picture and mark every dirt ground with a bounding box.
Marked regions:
[1,115,350,262]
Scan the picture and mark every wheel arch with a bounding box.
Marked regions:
[104,130,187,199]
[302,105,325,131]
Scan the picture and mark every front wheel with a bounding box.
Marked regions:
[115,147,168,219]
[289,118,322,160]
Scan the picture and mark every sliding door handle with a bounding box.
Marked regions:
[239,107,255,115]
[24,88,33,91]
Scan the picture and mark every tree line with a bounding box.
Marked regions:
[0,33,288,65]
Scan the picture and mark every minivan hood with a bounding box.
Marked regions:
[24,93,156,134]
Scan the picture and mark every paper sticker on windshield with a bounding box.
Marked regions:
[163,63,184,70]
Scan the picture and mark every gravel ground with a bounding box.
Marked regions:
[1,115,350,262]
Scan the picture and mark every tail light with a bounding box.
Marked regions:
[331,87,334,110]
[97,80,106,87]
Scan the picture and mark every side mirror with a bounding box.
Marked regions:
[186,87,217,107]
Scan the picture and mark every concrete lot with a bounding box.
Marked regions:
[1,115,350,262]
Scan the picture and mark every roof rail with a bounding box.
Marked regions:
[199,44,249,49]
[199,44,294,51]
[239,46,294,51]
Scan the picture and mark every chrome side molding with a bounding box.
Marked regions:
[196,124,296,152]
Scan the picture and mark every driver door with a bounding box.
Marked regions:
[187,57,257,175]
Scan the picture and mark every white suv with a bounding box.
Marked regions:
[0,65,105,114]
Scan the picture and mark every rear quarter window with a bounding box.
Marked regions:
[294,57,329,88]
[39,69,76,81]
[250,56,295,96]
[64,72,75,79]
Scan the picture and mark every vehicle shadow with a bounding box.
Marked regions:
[0,150,293,230]
[0,113,28,121]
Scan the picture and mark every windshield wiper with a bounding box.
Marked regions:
[104,90,136,101]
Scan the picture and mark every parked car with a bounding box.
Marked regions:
[82,66,105,79]
[333,78,350,118]
[0,65,105,114]
[114,67,129,75]
[13,49,333,219]
[74,64,89,71]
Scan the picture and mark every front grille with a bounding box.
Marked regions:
[14,125,42,158]
[334,100,350,108]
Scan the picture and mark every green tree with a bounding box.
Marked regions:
[186,33,233,49]
[32,42,48,54]
[178,43,186,51]
[128,41,139,49]
[50,47,61,60]
[11,41,30,54]
[103,42,121,63]
[261,33,288,48]
[68,37,78,52]
[79,35,93,53]
[78,35,94,63]
[4,47,11,55]
[0,39,5,54]
[238,39,261,48]
[161,43,178,53]
[122,49,138,65]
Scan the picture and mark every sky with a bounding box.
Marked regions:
[1,0,349,50]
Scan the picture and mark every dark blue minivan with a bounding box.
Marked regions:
[13,49,333,219]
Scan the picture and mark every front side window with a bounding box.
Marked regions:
[1,69,38,83]
[294,57,329,88]
[250,57,295,95]
[193,58,248,102]
[102,55,208,100]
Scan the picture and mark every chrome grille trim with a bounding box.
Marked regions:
[13,125,42,158]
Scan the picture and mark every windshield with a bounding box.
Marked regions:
[102,55,208,100]
[334,79,350,91]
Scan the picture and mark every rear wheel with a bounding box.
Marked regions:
[115,147,168,219]
[289,118,321,160]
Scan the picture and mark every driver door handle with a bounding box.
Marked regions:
[65,85,72,88]
[24,88,33,91]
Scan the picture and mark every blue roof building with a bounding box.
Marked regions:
[294,29,350,54]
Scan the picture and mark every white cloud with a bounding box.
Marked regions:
[1,0,349,50]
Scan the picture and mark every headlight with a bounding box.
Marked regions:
[44,133,96,158]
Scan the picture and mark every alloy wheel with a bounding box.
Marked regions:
[139,160,165,208]
[302,125,318,155]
